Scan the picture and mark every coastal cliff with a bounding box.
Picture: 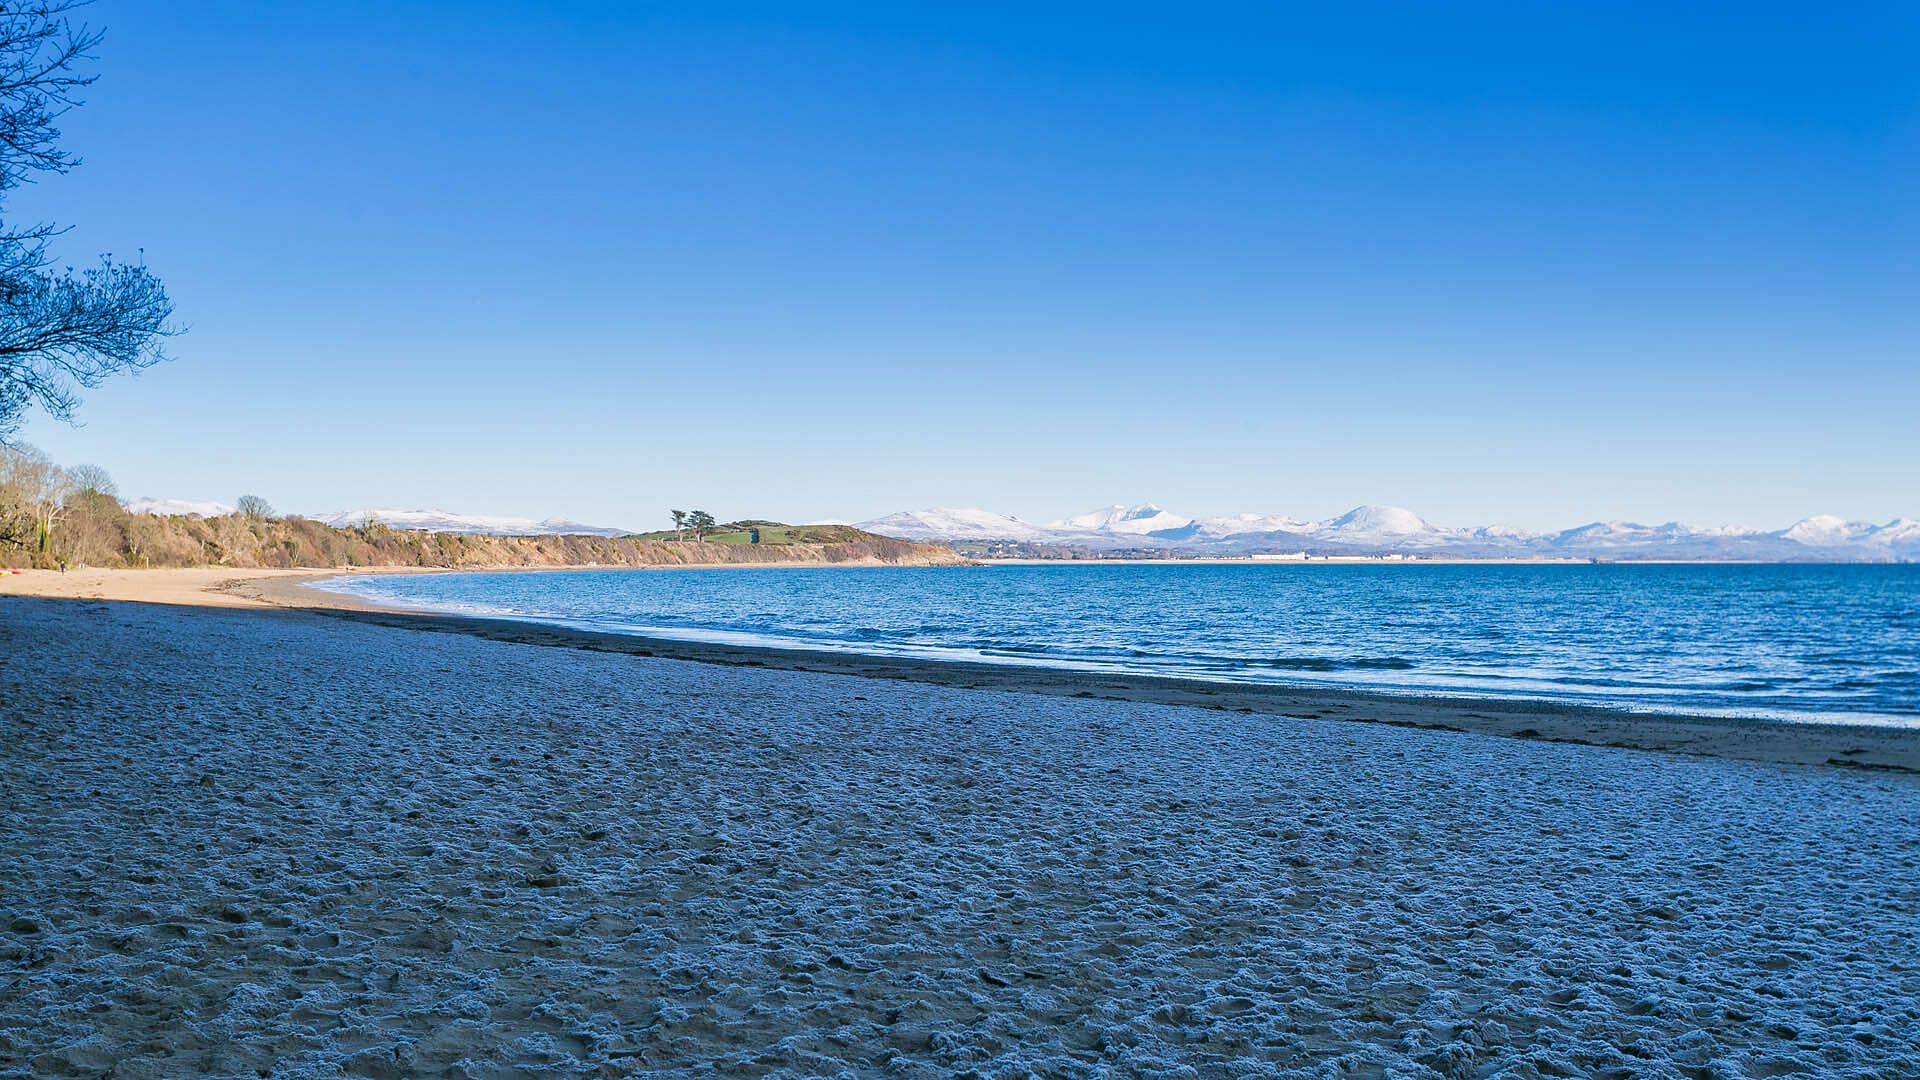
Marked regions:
[18,496,966,570]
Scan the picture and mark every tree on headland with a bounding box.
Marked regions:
[236,494,274,520]
[686,509,716,541]
[0,2,173,437]
[670,508,687,540]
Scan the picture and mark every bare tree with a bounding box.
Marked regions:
[66,460,113,497]
[236,494,273,519]
[0,440,38,547]
[0,440,70,562]
[121,510,157,566]
[0,2,173,436]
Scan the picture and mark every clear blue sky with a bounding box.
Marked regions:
[13,2,1917,531]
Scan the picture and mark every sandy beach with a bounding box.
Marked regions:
[0,565,335,608]
[5,0,1913,1073]
[3,574,1919,1076]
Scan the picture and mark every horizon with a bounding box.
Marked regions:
[11,2,1918,531]
[117,492,1914,538]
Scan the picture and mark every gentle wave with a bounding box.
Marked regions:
[314,563,1920,728]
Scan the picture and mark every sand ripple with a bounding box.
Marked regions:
[3,598,1918,1077]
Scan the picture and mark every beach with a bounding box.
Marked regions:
[5,566,1918,773]
[4,575,1920,1076]
[4,0,1913,1074]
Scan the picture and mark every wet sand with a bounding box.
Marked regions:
[3,594,1916,1077]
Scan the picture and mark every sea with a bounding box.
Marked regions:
[314,562,1920,727]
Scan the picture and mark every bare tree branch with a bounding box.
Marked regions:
[0,1,172,436]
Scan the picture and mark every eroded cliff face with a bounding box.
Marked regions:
[24,500,966,570]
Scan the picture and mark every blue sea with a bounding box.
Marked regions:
[315,563,1920,727]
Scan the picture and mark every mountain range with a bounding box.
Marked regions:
[306,509,632,537]
[856,503,1920,561]
[119,497,1919,560]
[124,500,632,538]
[125,497,241,518]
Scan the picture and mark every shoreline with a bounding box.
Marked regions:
[7,566,1916,774]
[981,556,1908,566]
[12,592,1916,1075]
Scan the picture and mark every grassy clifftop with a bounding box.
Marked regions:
[14,495,965,570]
[626,522,890,546]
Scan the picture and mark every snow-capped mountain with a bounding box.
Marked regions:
[1473,524,1543,542]
[1325,504,1433,536]
[1781,516,1920,555]
[857,508,1059,543]
[1863,518,1920,550]
[1548,520,1698,549]
[856,502,1919,561]
[125,497,239,518]
[309,509,630,537]
[119,499,632,536]
[1052,503,1193,536]
[1190,512,1312,539]
[1316,504,1457,545]
[1780,515,1876,547]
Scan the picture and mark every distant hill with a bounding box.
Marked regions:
[122,501,633,537]
[125,497,240,518]
[859,501,1920,562]
[309,508,631,537]
[858,508,1061,543]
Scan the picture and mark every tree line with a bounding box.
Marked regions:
[669,509,716,540]
[0,445,944,569]
[0,442,274,567]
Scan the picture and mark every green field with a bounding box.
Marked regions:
[625,522,886,547]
